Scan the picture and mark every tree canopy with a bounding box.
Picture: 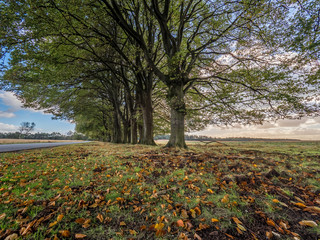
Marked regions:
[1,0,319,147]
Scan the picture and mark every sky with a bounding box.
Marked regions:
[1,90,320,139]
[0,91,75,134]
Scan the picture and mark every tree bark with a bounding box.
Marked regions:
[165,83,187,148]
[137,81,156,145]
[140,93,156,145]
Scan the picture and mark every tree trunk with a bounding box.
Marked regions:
[112,106,122,143]
[139,88,156,145]
[165,83,187,148]
[130,116,138,144]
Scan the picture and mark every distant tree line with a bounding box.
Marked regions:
[155,135,300,142]
[0,131,88,140]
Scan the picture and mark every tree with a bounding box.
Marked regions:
[101,0,320,147]
[19,122,35,136]
[1,0,319,148]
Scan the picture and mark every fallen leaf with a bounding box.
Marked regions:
[120,221,126,226]
[0,213,6,221]
[177,219,184,227]
[57,214,64,222]
[75,218,85,224]
[211,218,219,223]
[293,202,306,208]
[266,219,276,227]
[207,189,214,194]
[304,206,320,214]
[221,194,229,203]
[59,230,71,237]
[154,222,164,230]
[75,233,87,239]
[266,231,272,239]
[299,220,318,227]
[49,221,58,227]
[97,213,104,223]
[180,209,188,219]
[129,229,137,235]
[194,233,202,240]
[4,233,18,240]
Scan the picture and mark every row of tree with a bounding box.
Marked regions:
[0,131,88,140]
[1,0,319,148]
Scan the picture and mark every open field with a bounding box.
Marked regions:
[0,139,85,145]
[0,141,319,239]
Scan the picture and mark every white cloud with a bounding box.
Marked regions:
[0,91,23,111]
[0,122,18,132]
[0,111,15,118]
[0,91,47,114]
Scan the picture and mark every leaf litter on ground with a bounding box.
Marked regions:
[0,141,319,239]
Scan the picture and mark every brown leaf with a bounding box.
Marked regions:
[75,218,85,224]
[75,233,87,239]
[299,220,318,227]
[181,209,188,219]
[304,206,320,214]
[59,230,71,237]
[4,233,18,240]
[221,194,229,203]
[194,233,202,240]
[0,213,6,221]
[154,223,164,230]
[96,213,104,223]
[49,221,58,228]
[211,218,219,223]
[57,214,64,222]
[120,221,126,226]
[266,219,276,227]
[266,231,273,239]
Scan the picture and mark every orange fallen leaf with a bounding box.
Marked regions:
[294,202,306,208]
[266,219,276,227]
[221,194,229,203]
[211,218,219,223]
[272,199,279,203]
[129,229,137,235]
[207,189,214,194]
[194,207,201,215]
[97,213,104,223]
[75,233,87,239]
[154,222,164,230]
[120,221,126,226]
[266,231,273,239]
[59,230,71,237]
[57,214,64,222]
[177,219,184,227]
[49,221,58,228]
[75,218,85,224]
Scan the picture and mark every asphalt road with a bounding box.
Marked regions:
[0,142,89,153]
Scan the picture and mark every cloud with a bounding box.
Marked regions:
[0,111,16,118]
[0,122,18,132]
[0,91,47,115]
[276,118,308,127]
[0,91,23,111]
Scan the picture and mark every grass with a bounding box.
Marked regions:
[0,141,319,239]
